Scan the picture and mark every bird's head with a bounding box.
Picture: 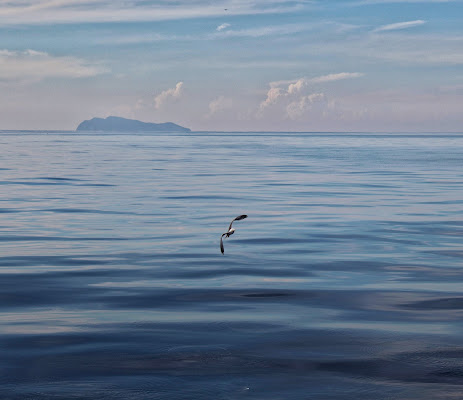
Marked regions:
[228,228,235,235]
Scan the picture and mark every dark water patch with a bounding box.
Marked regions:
[295,190,359,196]
[386,220,463,227]
[162,195,246,200]
[401,297,463,310]
[425,250,463,258]
[264,182,300,186]
[306,259,463,281]
[81,183,116,187]
[168,267,311,279]
[242,293,290,298]
[0,285,96,309]
[0,180,116,187]
[40,208,137,215]
[232,237,309,245]
[0,255,112,267]
[0,268,147,309]
[0,282,456,322]
[99,288,397,312]
[38,208,167,217]
[98,288,309,310]
[36,177,84,182]
[4,325,463,391]
[0,235,160,242]
[292,202,373,207]
[317,348,463,385]
[301,260,393,272]
[417,200,463,205]
[0,269,136,284]
[355,183,397,189]
[0,208,20,213]
[313,233,423,245]
[348,170,418,176]
[0,180,72,186]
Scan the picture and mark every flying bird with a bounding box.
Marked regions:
[220,214,248,254]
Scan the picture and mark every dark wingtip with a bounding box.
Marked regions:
[236,214,248,220]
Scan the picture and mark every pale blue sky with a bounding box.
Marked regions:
[1,0,462,131]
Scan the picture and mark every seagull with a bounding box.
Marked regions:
[220,214,248,254]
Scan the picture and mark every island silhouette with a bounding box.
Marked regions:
[76,116,191,133]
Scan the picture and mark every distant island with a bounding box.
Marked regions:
[76,116,191,133]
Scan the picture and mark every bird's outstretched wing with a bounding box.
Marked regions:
[220,233,227,254]
[228,214,248,232]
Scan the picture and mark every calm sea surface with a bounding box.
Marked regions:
[1,132,463,399]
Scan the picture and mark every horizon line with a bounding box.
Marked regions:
[1,129,463,135]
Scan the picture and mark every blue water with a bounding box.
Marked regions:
[1,132,463,399]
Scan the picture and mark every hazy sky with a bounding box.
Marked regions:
[1,0,462,131]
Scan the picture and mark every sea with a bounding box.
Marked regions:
[1,131,463,399]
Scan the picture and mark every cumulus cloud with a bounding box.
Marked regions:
[216,23,230,31]
[258,78,325,118]
[0,49,107,82]
[286,93,327,120]
[207,95,233,117]
[259,72,364,120]
[374,20,426,32]
[154,81,184,109]
[259,87,286,111]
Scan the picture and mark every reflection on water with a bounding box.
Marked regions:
[1,132,463,399]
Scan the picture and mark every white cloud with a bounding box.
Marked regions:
[259,72,364,120]
[288,78,308,94]
[374,20,426,32]
[0,49,107,82]
[0,0,307,25]
[154,81,184,109]
[268,72,364,90]
[310,72,365,83]
[214,23,312,38]
[259,78,323,118]
[259,87,286,112]
[286,93,326,119]
[207,95,233,116]
[216,23,231,31]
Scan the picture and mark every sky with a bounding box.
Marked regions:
[0,0,462,132]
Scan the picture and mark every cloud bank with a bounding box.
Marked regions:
[258,73,364,123]
[0,49,106,82]
[0,0,307,25]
